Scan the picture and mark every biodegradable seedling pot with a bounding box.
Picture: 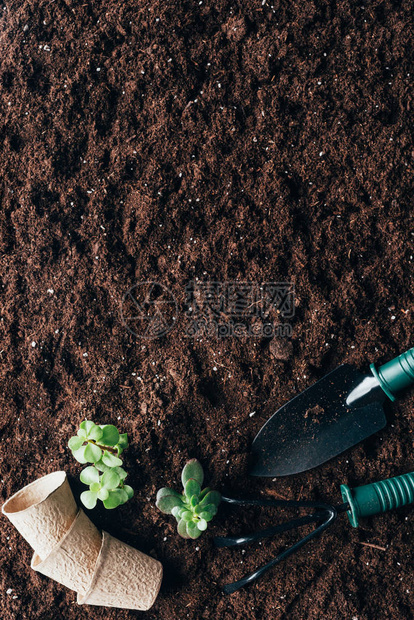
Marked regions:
[78,531,163,611]
[31,509,102,596]
[2,471,77,559]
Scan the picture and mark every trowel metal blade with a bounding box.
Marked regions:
[250,364,387,477]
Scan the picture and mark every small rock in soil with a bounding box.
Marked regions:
[269,338,293,361]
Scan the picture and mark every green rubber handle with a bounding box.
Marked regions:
[340,471,414,528]
[370,347,414,402]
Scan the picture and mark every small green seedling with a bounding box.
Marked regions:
[156,459,221,539]
[68,420,133,510]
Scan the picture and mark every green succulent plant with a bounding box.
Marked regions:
[156,459,221,539]
[79,466,134,509]
[68,420,133,510]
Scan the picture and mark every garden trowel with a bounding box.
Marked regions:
[250,348,414,477]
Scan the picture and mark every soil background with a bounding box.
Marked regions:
[0,0,413,618]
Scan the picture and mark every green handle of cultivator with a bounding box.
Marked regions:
[341,471,414,528]
[371,347,414,402]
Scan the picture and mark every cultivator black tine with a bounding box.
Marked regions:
[220,495,336,510]
[214,511,326,547]
[215,496,339,594]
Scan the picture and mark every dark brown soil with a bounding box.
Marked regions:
[0,0,413,618]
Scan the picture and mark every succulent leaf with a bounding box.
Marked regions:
[177,507,188,518]
[200,490,221,507]
[81,490,98,509]
[117,433,129,454]
[198,487,211,501]
[95,459,111,473]
[199,503,218,516]
[97,488,109,501]
[84,443,102,463]
[100,424,119,446]
[102,451,123,467]
[181,459,204,487]
[197,518,208,531]
[87,425,104,442]
[103,488,128,509]
[80,420,96,435]
[101,469,120,490]
[186,521,202,539]
[156,494,184,514]
[72,445,88,464]
[80,466,100,486]
[115,467,128,481]
[68,436,83,451]
[177,519,190,538]
[184,478,201,500]
[171,505,181,518]
[123,485,134,500]
[156,488,182,501]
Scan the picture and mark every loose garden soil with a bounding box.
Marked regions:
[0,0,413,618]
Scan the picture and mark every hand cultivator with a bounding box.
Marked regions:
[216,470,414,593]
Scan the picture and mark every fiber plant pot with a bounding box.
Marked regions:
[31,509,102,597]
[2,471,77,559]
[78,531,163,611]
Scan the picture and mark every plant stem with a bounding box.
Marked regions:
[88,440,118,455]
